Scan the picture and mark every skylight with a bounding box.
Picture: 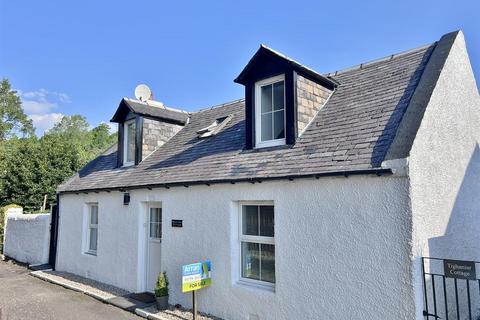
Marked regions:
[197,115,233,138]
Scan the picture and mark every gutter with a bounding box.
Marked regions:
[57,168,392,195]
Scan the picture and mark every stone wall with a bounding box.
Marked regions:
[296,73,332,134]
[142,118,183,160]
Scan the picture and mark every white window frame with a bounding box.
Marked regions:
[255,74,286,148]
[238,201,275,290]
[123,119,136,167]
[85,203,98,256]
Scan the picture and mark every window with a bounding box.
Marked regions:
[255,75,285,148]
[197,114,233,138]
[86,204,98,255]
[123,119,136,166]
[149,208,162,240]
[239,203,275,286]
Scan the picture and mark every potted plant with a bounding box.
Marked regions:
[155,271,169,310]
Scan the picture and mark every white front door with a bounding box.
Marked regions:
[146,207,162,292]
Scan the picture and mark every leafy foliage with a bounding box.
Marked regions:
[155,272,169,297]
[0,79,34,140]
[0,80,116,211]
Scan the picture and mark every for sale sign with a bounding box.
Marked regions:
[182,261,212,292]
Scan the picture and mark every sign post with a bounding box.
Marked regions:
[182,261,212,320]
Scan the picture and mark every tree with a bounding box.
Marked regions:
[89,123,115,151]
[0,81,117,211]
[0,79,34,139]
[48,114,89,137]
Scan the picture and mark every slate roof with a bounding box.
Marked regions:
[111,98,190,125]
[58,34,449,193]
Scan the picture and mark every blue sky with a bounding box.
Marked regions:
[1,0,479,135]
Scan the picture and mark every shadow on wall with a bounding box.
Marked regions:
[428,143,480,260]
[423,143,480,320]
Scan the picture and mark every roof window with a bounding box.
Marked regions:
[197,115,233,138]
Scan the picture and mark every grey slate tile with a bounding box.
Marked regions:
[58,42,436,192]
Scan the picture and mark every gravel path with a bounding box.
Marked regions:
[31,268,223,319]
[31,270,129,300]
[142,305,223,320]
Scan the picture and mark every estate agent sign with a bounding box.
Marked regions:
[182,260,212,293]
[443,259,477,280]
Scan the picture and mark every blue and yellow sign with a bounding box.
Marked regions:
[182,261,212,293]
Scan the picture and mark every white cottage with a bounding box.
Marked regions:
[55,31,480,320]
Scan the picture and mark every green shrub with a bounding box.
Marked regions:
[154,272,169,297]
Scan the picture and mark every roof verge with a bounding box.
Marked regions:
[385,31,461,160]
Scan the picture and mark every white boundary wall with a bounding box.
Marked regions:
[4,210,51,265]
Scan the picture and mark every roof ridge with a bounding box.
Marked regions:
[123,97,190,114]
[194,98,245,113]
[325,42,436,77]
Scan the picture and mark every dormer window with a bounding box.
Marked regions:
[234,45,337,150]
[123,119,136,166]
[255,75,285,148]
[111,97,188,168]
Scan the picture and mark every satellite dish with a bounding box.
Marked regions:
[134,84,152,101]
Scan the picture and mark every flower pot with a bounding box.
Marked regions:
[156,295,169,310]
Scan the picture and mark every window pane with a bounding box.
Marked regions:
[242,206,259,236]
[260,244,275,283]
[261,84,272,113]
[149,223,155,238]
[150,222,161,239]
[273,81,284,111]
[150,208,161,223]
[89,228,98,251]
[259,206,274,237]
[90,206,98,224]
[261,113,273,142]
[241,242,260,280]
[127,122,136,163]
[273,110,285,140]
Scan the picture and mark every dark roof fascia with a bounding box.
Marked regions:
[234,45,337,89]
[110,99,131,123]
[111,99,189,125]
[385,30,460,160]
[57,168,392,195]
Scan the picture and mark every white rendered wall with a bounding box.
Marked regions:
[4,210,51,265]
[56,192,141,291]
[57,175,413,320]
[408,31,480,320]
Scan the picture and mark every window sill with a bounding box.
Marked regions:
[122,162,135,168]
[84,251,97,256]
[255,139,286,149]
[235,279,275,293]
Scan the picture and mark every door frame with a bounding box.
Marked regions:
[138,201,162,292]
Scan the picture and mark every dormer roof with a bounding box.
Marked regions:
[110,98,190,125]
[234,44,337,89]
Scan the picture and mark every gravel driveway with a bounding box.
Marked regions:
[0,260,141,320]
